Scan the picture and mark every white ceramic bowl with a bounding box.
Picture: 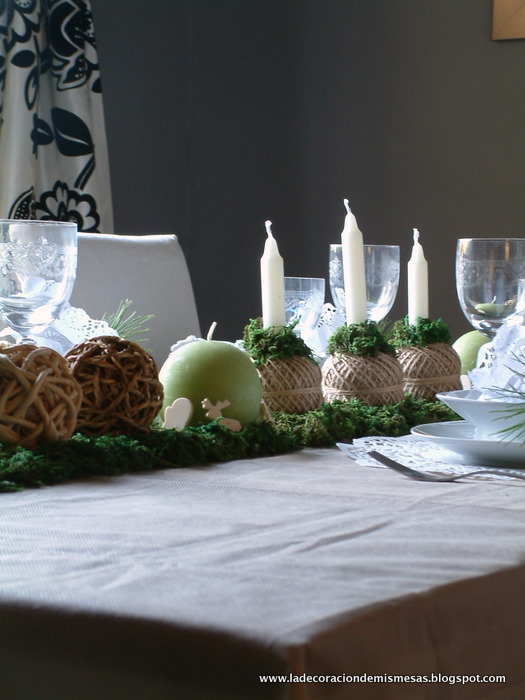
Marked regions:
[436,389,525,441]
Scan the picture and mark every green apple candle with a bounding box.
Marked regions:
[474,302,508,317]
[159,324,263,427]
[452,330,488,374]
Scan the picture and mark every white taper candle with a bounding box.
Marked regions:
[341,199,367,324]
[260,220,286,328]
[407,228,429,325]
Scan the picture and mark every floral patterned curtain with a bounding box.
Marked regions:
[0,0,113,232]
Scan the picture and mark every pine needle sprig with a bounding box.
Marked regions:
[486,355,525,443]
[102,299,154,342]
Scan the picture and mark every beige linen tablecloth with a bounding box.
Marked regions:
[1,447,525,699]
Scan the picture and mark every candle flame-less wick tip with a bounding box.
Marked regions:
[343,199,351,213]
[413,228,420,243]
[265,220,273,237]
[206,321,217,341]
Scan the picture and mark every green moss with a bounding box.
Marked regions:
[273,395,456,447]
[390,316,452,348]
[242,317,316,365]
[0,397,459,493]
[326,321,395,357]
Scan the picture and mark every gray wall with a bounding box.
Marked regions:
[90,0,525,342]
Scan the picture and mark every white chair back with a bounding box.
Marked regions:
[70,233,200,367]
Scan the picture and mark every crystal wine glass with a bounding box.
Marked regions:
[284,276,325,340]
[329,244,400,322]
[0,220,78,344]
[456,238,525,338]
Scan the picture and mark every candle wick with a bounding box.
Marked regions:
[206,321,217,341]
[343,199,351,214]
[265,220,273,237]
[413,228,420,243]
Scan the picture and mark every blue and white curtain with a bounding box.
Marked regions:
[0,0,113,232]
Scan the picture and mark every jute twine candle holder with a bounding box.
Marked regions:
[321,352,404,406]
[257,355,322,414]
[65,336,164,436]
[391,317,462,402]
[242,318,323,415]
[0,344,82,447]
[396,342,462,401]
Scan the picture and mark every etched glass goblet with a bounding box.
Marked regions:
[329,244,400,322]
[0,220,78,344]
[284,277,325,340]
[456,238,525,338]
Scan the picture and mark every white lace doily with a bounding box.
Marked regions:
[301,303,344,359]
[339,435,525,482]
[469,314,525,400]
[0,303,118,355]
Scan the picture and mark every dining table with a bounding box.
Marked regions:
[1,442,525,699]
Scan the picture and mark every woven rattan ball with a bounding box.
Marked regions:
[257,355,322,414]
[0,344,82,447]
[396,342,462,401]
[65,336,164,435]
[322,352,404,406]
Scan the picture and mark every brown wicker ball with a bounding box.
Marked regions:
[0,344,82,447]
[65,336,164,435]
[396,342,462,401]
[257,355,322,414]
[322,352,404,406]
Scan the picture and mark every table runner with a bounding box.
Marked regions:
[1,447,525,699]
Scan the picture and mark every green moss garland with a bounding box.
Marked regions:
[326,321,396,357]
[273,396,455,447]
[0,397,458,493]
[391,316,452,348]
[242,317,316,365]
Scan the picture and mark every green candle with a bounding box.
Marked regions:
[452,330,488,374]
[159,332,263,427]
[474,302,508,317]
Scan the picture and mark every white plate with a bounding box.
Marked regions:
[436,389,525,439]
[410,421,525,467]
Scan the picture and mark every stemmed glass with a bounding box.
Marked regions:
[0,220,78,344]
[329,244,400,322]
[284,276,325,341]
[456,238,525,338]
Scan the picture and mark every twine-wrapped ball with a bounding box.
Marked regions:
[0,344,82,447]
[396,342,462,401]
[322,352,404,406]
[257,355,322,414]
[65,336,164,435]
